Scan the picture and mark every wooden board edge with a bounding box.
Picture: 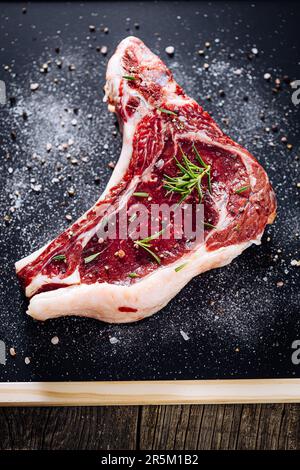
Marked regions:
[0,379,300,406]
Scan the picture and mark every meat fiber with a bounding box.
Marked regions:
[15,37,276,323]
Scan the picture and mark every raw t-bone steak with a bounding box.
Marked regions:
[16,37,276,323]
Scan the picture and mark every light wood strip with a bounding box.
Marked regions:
[0,379,299,406]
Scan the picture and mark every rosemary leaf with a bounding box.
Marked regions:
[123,75,136,80]
[129,213,137,223]
[128,272,139,278]
[204,222,217,229]
[193,144,208,169]
[134,228,165,264]
[158,107,178,116]
[137,227,165,244]
[52,254,66,262]
[139,244,161,264]
[84,252,101,264]
[235,185,250,194]
[175,263,188,272]
[132,192,149,198]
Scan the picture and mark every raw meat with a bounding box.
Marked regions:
[15,37,276,323]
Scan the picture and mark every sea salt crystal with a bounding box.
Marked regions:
[30,83,39,91]
[109,337,119,345]
[165,46,175,56]
[180,330,190,341]
[291,259,300,267]
[51,336,59,345]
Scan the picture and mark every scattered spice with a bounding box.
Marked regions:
[291,260,300,267]
[67,187,75,197]
[30,83,39,91]
[106,161,115,170]
[180,330,190,341]
[165,46,175,56]
[114,249,126,258]
[51,336,59,345]
[109,337,119,345]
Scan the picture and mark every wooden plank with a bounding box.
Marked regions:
[0,406,139,450]
[0,379,300,406]
[139,404,300,450]
[0,404,299,450]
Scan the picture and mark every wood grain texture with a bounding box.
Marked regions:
[1,379,300,405]
[139,404,300,450]
[0,404,299,450]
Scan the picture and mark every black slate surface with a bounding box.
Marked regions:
[0,1,299,382]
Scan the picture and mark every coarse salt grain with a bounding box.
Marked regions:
[180,330,190,341]
[30,83,39,91]
[165,46,175,56]
[291,259,300,267]
[109,337,119,345]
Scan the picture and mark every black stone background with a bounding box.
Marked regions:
[0,1,299,381]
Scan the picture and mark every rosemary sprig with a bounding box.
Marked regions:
[134,228,165,264]
[132,192,149,198]
[84,252,101,264]
[192,144,212,194]
[129,213,137,223]
[163,145,212,203]
[235,185,250,194]
[204,222,217,229]
[158,107,178,116]
[175,263,188,272]
[52,254,66,262]
[123,75,136,81]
